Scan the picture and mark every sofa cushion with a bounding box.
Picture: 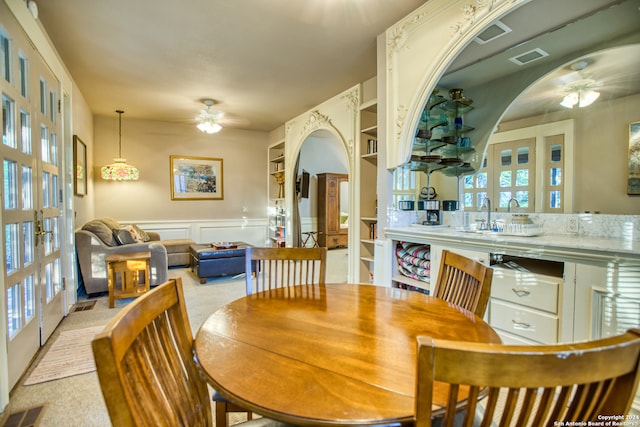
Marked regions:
[113,228,137,245]
[82,220,119,246]
[100,217,122,230]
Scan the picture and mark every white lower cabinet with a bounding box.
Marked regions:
[487,256,564,345]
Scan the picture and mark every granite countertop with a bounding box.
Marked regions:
[386,225,640,264]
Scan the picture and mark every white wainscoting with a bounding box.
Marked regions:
[129,218,270,247]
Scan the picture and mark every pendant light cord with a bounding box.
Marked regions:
[116,109,124,157]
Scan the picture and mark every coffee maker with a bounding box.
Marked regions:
[424,200,441,225]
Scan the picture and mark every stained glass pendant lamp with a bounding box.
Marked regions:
[101,110,139,181]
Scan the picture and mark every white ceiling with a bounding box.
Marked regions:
[35,0,427,131]
[33,0,640,132]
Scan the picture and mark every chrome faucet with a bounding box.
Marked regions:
[507,198,520,213]
[481,197,491,227]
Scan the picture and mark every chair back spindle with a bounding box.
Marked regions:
[432,250,493,317]
[245,247,327,295]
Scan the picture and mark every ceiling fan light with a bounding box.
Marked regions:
[579,89,600,107]
[560,92,579,108]
[196,99,223,134]
[197,119,222,134]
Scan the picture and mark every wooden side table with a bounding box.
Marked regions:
[105,251,151,308]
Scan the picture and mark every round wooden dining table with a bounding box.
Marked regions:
[194,283,501,426]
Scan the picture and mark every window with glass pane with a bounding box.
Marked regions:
[41,125,49,163]
[20,110,31,154]
[42,171,50,208]
[53,216,60,250]
[42,218,53,255]
[517,146,529,164]
[499,170,512,187]
[516,169,529,186]
[463,175,473,189]
[51,132,58,166]
[52,174,58,208]
[23,221,33,265]
[45,261,53,302]
[499,191,513,208]
[24,275,35,323]
[392,164,417,207]
[49,90,56,123]
[5,223,19,274]
[476,192,487,209]
[1,32,11,83]
[463,192,473,208]
[500,149,512,166]
[19,53,28,98]
[551,144,562,162]
[7,283,21,339]
[44,217,52,255]
[476,172,487,189]
[515,190,529,208]
[39,78,46,115]
[550,190,561,209]
[53,258,61,295]
[21,165,32,209]
[544,136,564,212]
[4,159,17,209]
[550,167,562,186]
[3,94,16,148]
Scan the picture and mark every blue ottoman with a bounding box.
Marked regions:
[190,242,254,284]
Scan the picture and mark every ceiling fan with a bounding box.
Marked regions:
[196,99,225,134]
[559,60,602,108]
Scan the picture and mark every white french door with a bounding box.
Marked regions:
[2,10,64,389]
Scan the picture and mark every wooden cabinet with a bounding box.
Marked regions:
[317,173,348,249]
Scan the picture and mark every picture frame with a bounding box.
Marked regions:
[170,155,224,200]
[628,121,640,195]
[73,135,87,196]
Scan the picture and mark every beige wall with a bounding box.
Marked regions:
[71,84,95,226]
[499,93,640,215]
[91,115,270,223]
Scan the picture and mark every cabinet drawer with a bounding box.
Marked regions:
[489,299,558,344]
[491,268,560,313]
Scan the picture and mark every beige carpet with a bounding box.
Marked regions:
[23,325,104,385]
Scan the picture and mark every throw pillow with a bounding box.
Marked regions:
[113,228,137,245]
[131,224,151,242]
[82,220,119,246]
[123,224,143,242]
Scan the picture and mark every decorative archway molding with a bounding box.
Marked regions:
[382,0,529,169]
[283,84,360,282]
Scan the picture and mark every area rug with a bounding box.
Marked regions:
[23,326,104,386]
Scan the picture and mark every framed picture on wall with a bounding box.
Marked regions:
[628,121,640,195]
[170,155,224,200]
[73,135,87,196]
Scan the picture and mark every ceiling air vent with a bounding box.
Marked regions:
[474,21,511,45]
[508,48,549,66]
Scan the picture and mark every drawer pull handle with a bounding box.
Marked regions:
[512,320,531,329]
[512,288,530,297]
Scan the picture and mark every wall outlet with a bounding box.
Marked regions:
[567,216,579,233]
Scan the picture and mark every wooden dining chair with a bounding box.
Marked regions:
[431,250,493,317]
[92,278,285,427]
[415,329,640,427]
[245,246,327,295]
[92,277,212,426]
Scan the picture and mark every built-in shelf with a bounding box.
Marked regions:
[359,98,378,283]
[268,140,286,247]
